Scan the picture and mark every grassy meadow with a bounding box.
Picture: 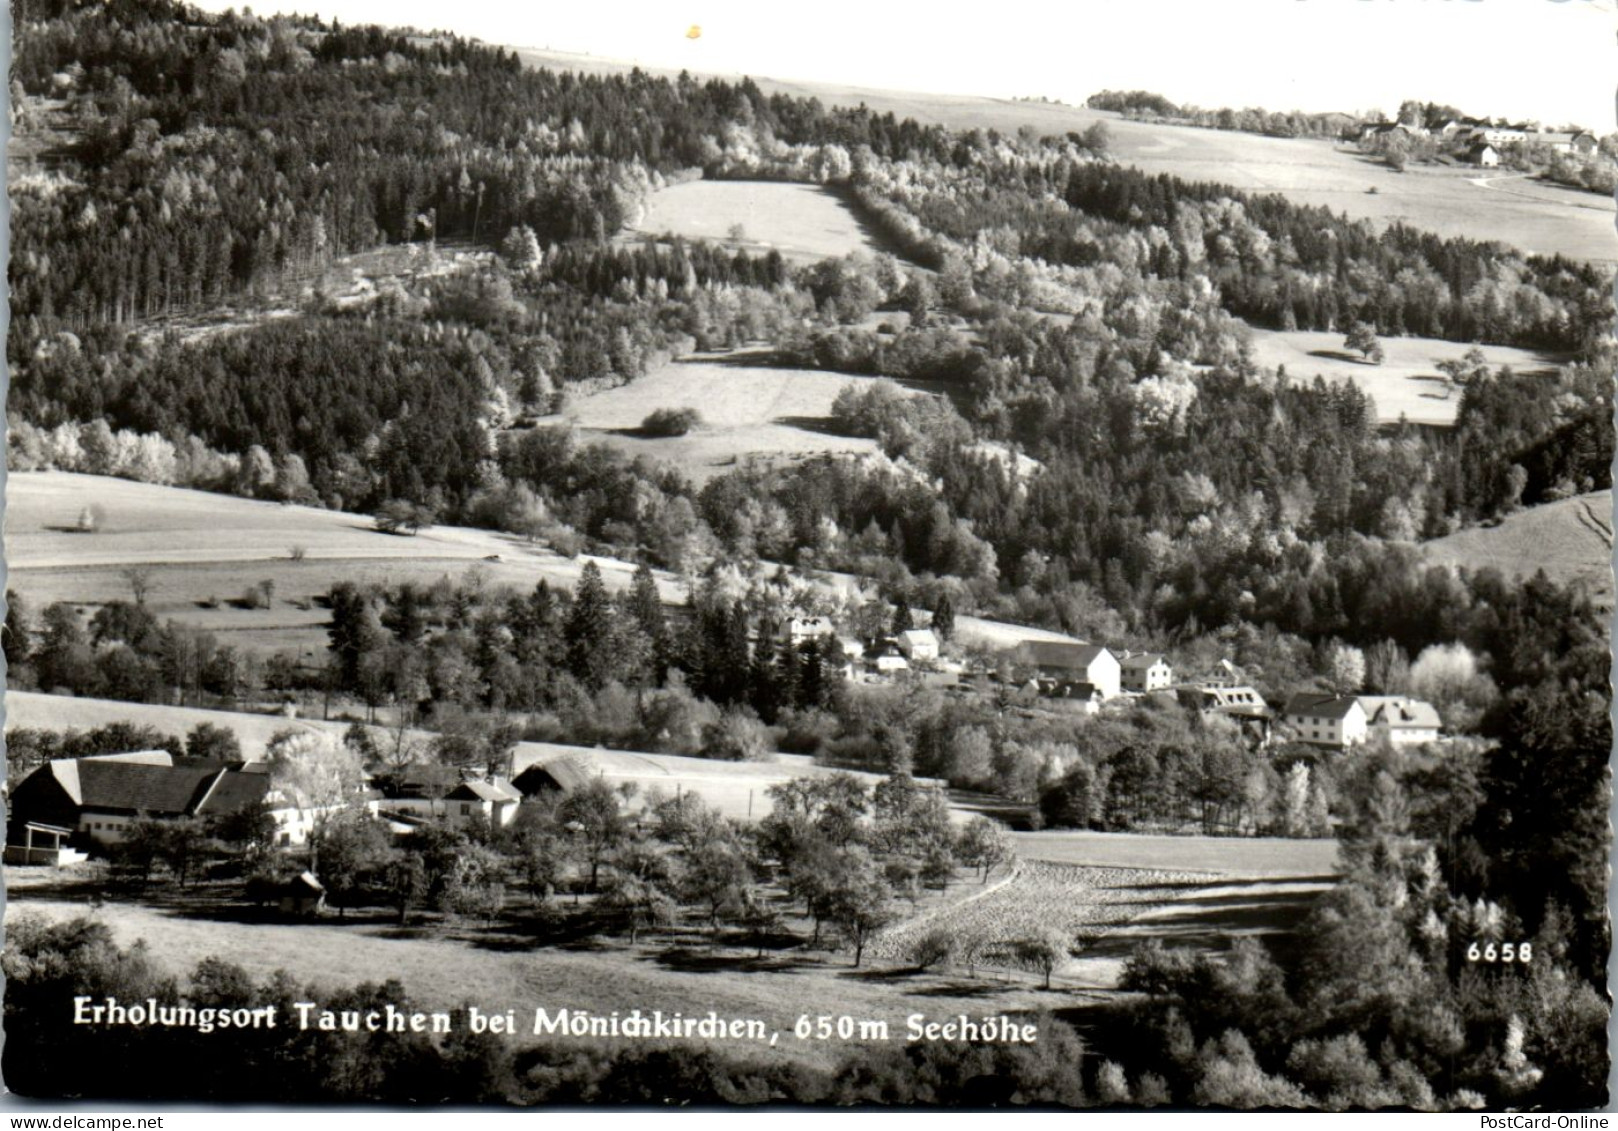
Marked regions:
[1245,330,1566,427]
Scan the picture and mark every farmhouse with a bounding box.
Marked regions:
[1282,693,1368,748]
[785,615,835,646]
[5,751,321,852]
[896,628,940,665]
[1359,696,1442,745]
[1025,678,1102,716]
[866,639,910,675]
[1118,651,1173,693]
[376,768,522,828]
[1282,693,1441,748]
[1467,143,1501,168]
[1180,683,1274,746]
[1015,641,1121,700]
[513,756,592,800]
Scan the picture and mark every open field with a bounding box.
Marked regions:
[3,690,891,823]
[1422,489,1614,608]
[1008,831,1341,985]
[622,180,887,264]
[1246,330,1566,427]
[1013,829,1340,877]
[868,860,1203,971]
[544,350,907,482]
[517,48,1614,266]
[5,472,1075,662]
[3,878,1064,1071]
[4,472,689,659]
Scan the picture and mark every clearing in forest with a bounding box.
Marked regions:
[1245,329,1565,427]
[556,350,913,483]
[622,180,884,264]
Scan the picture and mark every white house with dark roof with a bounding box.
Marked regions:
[377,769,522,828]
[1359,696,1442,746]
[1016,641,1121,700]
[1119,651,1173,693]
[896,628,940,665]
[5,751,324,852]
[1283,692,1441,748]
[786,616,835,646]
[1283,693,1369,747]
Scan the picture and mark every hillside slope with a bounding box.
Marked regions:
[1422,490,1613,608]
[516,48,1614,265]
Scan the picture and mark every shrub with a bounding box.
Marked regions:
[640,407,702,437]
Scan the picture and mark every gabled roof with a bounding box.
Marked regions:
[513,757,592,795]
[1283,692,1363,720]
[1119,651,1166,668]
[22,756,277,820]
[193,769,273,816]
[71,760,224,816]
[1360,696,1442,731]
[1020,641,1111,670]
[376,763,461,800]
[81,750,175,766]
[450,778,522,804]
[899,629,937,644]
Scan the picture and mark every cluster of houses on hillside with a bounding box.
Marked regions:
[1357,118,1601,168]
[5,612,1450,870]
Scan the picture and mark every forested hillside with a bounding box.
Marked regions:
[6,0,1612,1110]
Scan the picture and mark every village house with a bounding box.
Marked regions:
[785,615,835,646]
[512,755,592,801]
[1283,693,1368,747]
[1015,641,1121,700]
[895,628,940,665]
[1023,678,1102,716]
[1467,142,1501,168]
[1283,692,1441,748]
[1178,682,1274,746]
[1359,696,1443,746]
[866,638,910,676]
[5,751,329,855]
[375,767,522,828]
[1118,651,1173,693]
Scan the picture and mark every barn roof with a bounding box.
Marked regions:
[1283,692,1363,720]
[450,778,523,804]
[1019,641,1111,670]
[514,757,592,795]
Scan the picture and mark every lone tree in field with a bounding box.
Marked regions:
[374,498,436,535]
[956,816,1012,882]
[1011,927,1073,990]
[1344,321,1384,365]
[640,407,702,437]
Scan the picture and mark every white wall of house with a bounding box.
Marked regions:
[1286,702,1368,747]
[1086,651,1122,700]
[1121,659,1172,692]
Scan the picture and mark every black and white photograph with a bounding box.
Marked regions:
[1,0,1613,1113]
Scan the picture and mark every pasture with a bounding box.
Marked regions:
[3,471,1084,672]
[517,48,1614,266]
[4,472,689,660]
[622,181,885,264]
[550,350,904,482]
[1245,329,1565,427]
[1009,831,1341,985]
[1422,489,1614,608]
